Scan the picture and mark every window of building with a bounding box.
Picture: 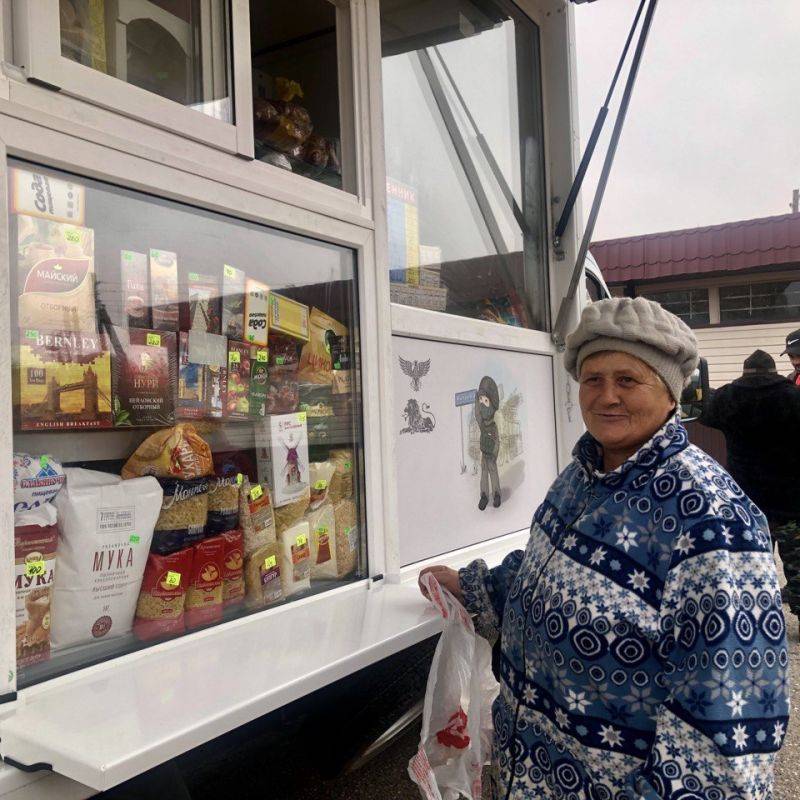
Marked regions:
[719,280,800,323]
[380,0,549,330]
[642,288,710,327]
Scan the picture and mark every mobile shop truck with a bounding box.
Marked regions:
[0,0,656,796]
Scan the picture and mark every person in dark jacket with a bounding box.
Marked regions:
[701,349,800,619]
[476,375,501,510]
[781,327,800,385]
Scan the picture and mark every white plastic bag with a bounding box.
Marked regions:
[409,573,499,800]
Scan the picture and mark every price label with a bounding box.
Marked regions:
[344,461,352,471]
[316,526,328,538]
[24,329,38,339]
[39,455,49,469]
[298,412,307,423]
[224,265,236,279]
[256,350,268,363]
[247,333,255,342]
[250,484,264,501]
[275,356,285,366]
[229,350,241,364]
[313,480,328,491]
[24,560,45,578]
[236,473,243,486]
[188,272,200,281]
[263,555,277,570]
[296,533,308,548]
[146,333,161,347]
[165,571,181,588]
[65,229,80,243]
[129,534,140,544]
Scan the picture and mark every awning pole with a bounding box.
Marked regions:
[551,0,659,350]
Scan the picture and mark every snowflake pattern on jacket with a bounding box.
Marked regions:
[459,415,789,800]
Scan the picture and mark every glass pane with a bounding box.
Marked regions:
[380,0,548,329]
[249,0,345,190]
[60,0,232,122]
[9,160,364,687]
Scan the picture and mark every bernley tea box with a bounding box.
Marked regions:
[18,329,112,430]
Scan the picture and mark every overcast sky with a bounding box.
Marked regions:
[573,0,800,242]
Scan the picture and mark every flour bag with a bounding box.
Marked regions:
[409,573,498,800]
[51,468,161,649]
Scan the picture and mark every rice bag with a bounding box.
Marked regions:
[239,478,276,558]
[308,461,335,510]
[304,502,338,580]
[278,520,311,597]
[244,542,283,610]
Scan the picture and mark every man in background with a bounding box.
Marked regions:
[782,327,800,385]
[702,350,800,628]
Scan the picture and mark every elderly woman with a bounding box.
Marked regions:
[420,298,788,800]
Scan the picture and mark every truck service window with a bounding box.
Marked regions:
[9,160,365,688]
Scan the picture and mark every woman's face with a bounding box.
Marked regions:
[578,351,676,469]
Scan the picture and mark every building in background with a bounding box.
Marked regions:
[591,212,800,387]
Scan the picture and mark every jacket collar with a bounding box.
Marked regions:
[731,373,791,389]
[573,413,689,488]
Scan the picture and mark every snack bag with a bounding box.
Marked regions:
[239,478,276,557]
[121,423,213,480]
[13,453,65,515]
[409,574,498,800]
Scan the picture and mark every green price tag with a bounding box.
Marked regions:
[344,461,352,471]
[165,571,181,588]
[129,534,140,544]
[275,356,285,366]
[146,333,161,347]
[224,265,236,279]
[39,455,49,469]
[123,251,133,261]
[188,272,200,281]
[25,329,38,339]
[256,350,268,363]
[24,560,45,578]
[250,484,264,501]
[65,229,80,243]
[229,350,241,364]
[248,334,255,342]
[263,555,277,570]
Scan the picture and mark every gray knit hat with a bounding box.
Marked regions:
[564,297,699,402]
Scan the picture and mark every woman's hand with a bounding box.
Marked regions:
[418,565,463,605]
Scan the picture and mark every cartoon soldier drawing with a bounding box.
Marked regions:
[476,375,501,510]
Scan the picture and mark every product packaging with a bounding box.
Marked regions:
[177,331,228,419]
[221,530,245,609]
[13,453,65,515]
[185,536,225,629]
[298,308,346,384]
[133,547,193,642]
[333,499,358,578]
[225,341,251,420]
[266,335,300,414]
[268,293,310,342]
[120,250,150,328]
[181,271,221,334]
[278,520,311,597]
[149,249,179,331]
[328,448,354,504]
[249,345,269,419]
[18,329,112,430]
[304,502,338,580]
[299,384,334,418]
[110,327,178,427]
[274,491,310,536]
[244,278,270,346]
[239,478,277,558]
[15,504,58,668]
[255,412,309,507]
[244,542,283,609]
[308,461,335,510]
[221,264,246,339]
[152,477,209,554]
[207,474,241,535]
[10,167,86,225]
[16,215,96,333]
[51,469,161,649]
[122,423,213,479]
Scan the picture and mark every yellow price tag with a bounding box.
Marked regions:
[146,333,161,347]
[296,533,308,548]
[298,412,307,424]
[263,555,277,570]
[224,265,236,279]
[165,571,181,588]
[256,349,268,363]
[236,473,243,486]
[229,350,241,364]
[250,484,264,501]
[313,480,328,491]
[24,560,45,578]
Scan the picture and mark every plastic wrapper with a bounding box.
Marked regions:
[278,521,311,597]
[133,547,193,642]
[333,499,358,578]
[274,489,310,536]
[121,423,213,479]
[207,475,240,535]
[266,335,300,414]
[185,536,225,630]
[298,308,347,385]
[13,453,65,516]
[244,542,283,609]
[239,478,276,558]
[221,530,245,609]
[152,477,209,555]
[308,461,335,510]
[329,449,354,504]
[305,503,337,580]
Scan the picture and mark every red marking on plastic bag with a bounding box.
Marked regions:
[436,708,471,749]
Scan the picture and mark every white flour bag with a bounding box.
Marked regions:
[409,573,499,800]
[51,469,161,649]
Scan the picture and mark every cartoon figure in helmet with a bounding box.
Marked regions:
[476,375,501,510]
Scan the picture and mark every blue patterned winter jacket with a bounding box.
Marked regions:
[460,415,789,800]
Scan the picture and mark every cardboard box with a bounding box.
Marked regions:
[225,340,251,420]
[221,264,246,339]
[16,216,97,333]
[256,412,310,507]
[249,345,269,420]
[181,271,221,334]
[268,294,309,342]
[244,278,269,347]
[120,250,150,328]
[110,328,177,427]
[177,331,227,419]
[18,329,112,430]
[149,249,179,331]
[10,167,86,225]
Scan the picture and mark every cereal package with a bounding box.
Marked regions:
[278,520,311,597]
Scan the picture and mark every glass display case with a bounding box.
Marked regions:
[9,160,365,688]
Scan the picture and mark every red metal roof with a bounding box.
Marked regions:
[591,212,800,284]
